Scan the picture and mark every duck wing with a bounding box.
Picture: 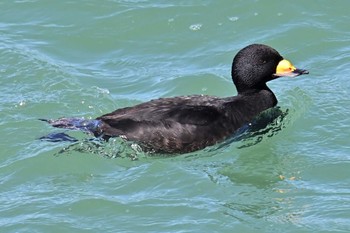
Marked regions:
[96,95,227,138]
[97,95,225,125]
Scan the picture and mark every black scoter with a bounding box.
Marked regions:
[43,44,309,153]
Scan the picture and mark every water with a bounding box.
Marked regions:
[1,0,350,232]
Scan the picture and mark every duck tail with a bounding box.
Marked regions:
[39,117,102,135]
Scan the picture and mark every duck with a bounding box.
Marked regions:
[42,44,309,154]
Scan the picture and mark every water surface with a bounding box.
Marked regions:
[1,1,350,232]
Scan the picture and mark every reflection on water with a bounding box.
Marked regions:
[215,145,307,228]
[55,137,147,160]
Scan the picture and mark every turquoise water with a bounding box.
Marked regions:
[1,0,350,232]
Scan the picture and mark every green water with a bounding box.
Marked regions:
[1,0,350,232]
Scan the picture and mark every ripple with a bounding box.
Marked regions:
[189,23,202,31]
[228,16,239,22]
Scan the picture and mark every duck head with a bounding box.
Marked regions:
[231,44,309,93]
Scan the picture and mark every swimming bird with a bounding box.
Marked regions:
[42,44,308,153]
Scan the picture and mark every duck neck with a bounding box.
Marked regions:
[239,82,276,103]
[240,87,277,109]
[227,86,278,123]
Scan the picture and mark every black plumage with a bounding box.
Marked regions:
[43,44,308,153]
